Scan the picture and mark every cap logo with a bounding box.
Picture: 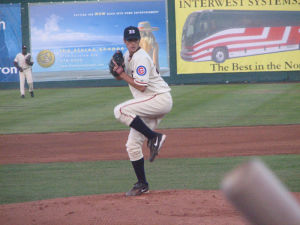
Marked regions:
[128,29,135,34]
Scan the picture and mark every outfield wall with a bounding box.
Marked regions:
[0,0,299,89]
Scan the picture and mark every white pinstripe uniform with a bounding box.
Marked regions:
[114,48,172,161]
[14,52,34,96]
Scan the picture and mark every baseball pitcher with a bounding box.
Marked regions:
[109,26,173,196]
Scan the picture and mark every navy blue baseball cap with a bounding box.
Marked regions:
[124,26,141,40]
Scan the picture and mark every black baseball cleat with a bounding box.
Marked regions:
[126,182,149,196]
[30,91,34,97]
[21,95,25,98]
[148,133,166,162]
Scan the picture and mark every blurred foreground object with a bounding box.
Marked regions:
[221,158,300,225]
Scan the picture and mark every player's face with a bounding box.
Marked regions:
[22,48,27,55]
[124,38,140,54]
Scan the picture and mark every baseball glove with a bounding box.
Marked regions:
[109,50,124,77]
[25,55,33,66]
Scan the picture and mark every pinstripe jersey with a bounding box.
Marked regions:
[124,48,170,99]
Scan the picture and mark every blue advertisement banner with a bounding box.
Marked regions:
[0,4,22,82]
[29,0,169,82]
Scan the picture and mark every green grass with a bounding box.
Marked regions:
[1,155,299,204]
[1,83,300,134]
[168,83,300,128]
[0,87,131,134]
[1,83,300,205]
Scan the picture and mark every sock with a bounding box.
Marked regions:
[130,116,157,139]
[131,158,148,184]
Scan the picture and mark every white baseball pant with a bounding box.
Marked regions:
[114,92,172,161]
[19,68,33,96]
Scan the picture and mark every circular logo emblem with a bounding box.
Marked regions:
[37,50,55,68]
[136,66,147,76]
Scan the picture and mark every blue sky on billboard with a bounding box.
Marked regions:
[30,1,166,48]
[29,0,169,78]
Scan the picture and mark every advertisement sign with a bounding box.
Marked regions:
[29,0,169,82]
[175,0,300,74]
[0,4,21,82]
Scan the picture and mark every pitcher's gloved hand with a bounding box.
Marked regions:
[109,50,125,77]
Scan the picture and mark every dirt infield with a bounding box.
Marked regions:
[1,125,300,225]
